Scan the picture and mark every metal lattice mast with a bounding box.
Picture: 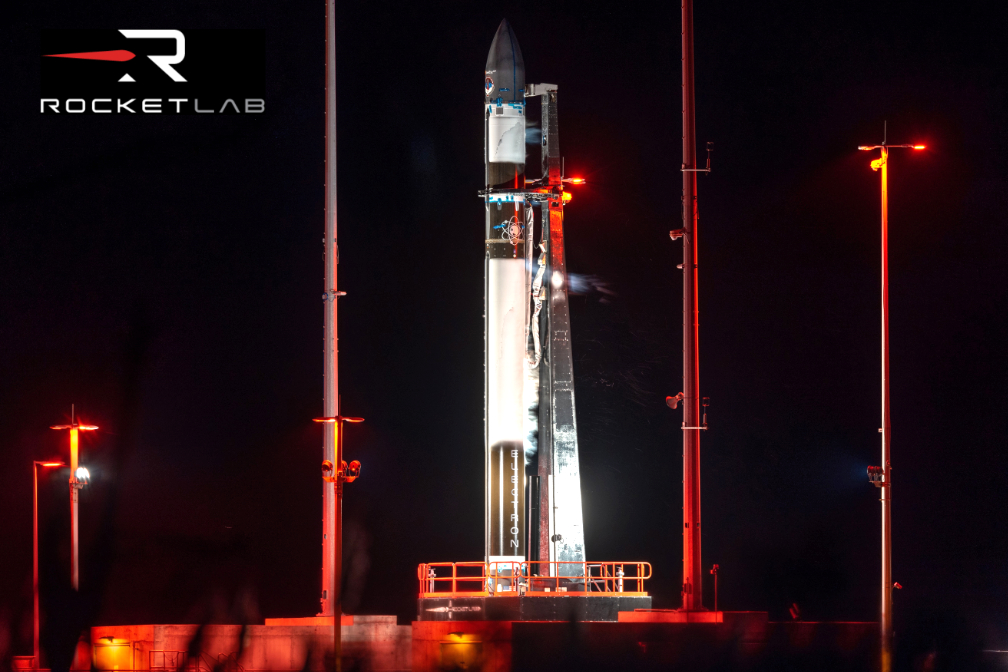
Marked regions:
[680,0,703,611]
[320,0,340,617]
[537,87,586,572]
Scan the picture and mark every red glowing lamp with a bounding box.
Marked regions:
[313,416,364,424]
[50,406,98,475]
[858,143,925,152]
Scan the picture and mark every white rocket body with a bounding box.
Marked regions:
[487,243,528,564]
[485,19,528,566]
[487,259,527,448]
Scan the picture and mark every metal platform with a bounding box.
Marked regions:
[416,560,652,622]
[417,594,652,622]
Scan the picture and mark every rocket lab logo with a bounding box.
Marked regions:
[118,30,187,82]
[40,29,265,114]
[45,30,187,83]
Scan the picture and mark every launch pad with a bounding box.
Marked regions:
[418,595,651,623]
[416,561,651,623]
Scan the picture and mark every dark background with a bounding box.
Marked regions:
[2,0,1006,665]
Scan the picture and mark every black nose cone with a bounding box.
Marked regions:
[485,19,525,104]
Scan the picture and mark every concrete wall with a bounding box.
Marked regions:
[412,621,513,672]
[410,616,879,672]
[90,617,410,672]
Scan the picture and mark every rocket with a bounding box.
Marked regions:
[484,19,528,565]
[482,20,588,582]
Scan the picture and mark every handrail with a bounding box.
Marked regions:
[150,650,186,671]
[418,561,651,597]
[150,650,243,672]
[216,652,245,672]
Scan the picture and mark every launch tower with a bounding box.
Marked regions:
[416,19,650,622]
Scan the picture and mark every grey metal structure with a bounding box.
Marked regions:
[532,85,586,575]
[679,0,703,611]
[320,0,340,617]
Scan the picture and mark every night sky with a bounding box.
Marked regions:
[2,0,1007,663]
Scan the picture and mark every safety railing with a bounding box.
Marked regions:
[151,651,186,672]
[417,561,490,597]
[214,653,245,672]
[151,651,186,671]
[418,561,651,598]
[149,651,244,672]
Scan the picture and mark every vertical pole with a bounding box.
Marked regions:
[333,421,343,672]
[33,464,40,669]
[680,0,703,611]
[69,427,79,591]
[880,147,892,672]
[537,201,552,566]
[321,0,339,618]
[527,476,538,572]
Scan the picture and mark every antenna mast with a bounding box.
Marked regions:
[320,0,340,617]
[680,0,703,611]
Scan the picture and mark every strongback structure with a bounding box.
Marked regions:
[482,20,585,575]
[534,85,586,575]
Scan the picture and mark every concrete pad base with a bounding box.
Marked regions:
[89,616,410,672]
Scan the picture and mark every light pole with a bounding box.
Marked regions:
[50,405,97,591]
[33,460,65,670]
[858,134,924,672]
[313,415,363,672]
